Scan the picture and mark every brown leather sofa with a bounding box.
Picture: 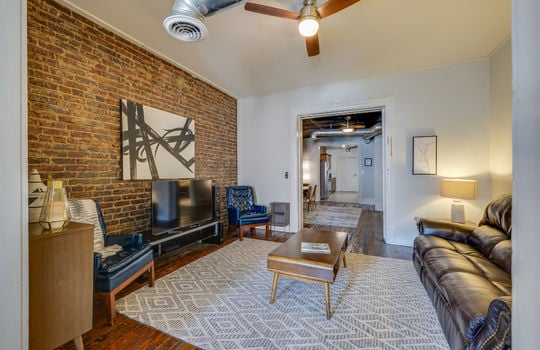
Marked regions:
[413,194,512,350]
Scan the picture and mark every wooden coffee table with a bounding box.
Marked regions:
[267,228,348,319]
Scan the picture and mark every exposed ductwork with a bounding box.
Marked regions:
[310,123,382,143]
[164,0,243,42]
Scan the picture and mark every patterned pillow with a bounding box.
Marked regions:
[69,199,122,258]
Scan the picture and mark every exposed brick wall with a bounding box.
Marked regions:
[27,0,237,235]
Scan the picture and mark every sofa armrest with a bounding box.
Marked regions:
[469,296,512,350]
[105,232,143,250]
[94,251,102,282]
[227,207,240,221]
[252,204,267,213]
[415,217,476,243]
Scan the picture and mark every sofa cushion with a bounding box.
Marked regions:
[424,248,486,285]
[414,234,480,261]
[439,272,508,342]
[489,240,512,274]
[478,194,512,237]
[468,225,509,258]
[423,246,511,291]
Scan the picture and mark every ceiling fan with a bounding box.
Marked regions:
[341,115,365,133]
[244,0,361,57]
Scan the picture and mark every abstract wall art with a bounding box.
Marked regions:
[412,135,437,175]
[121,99,195,180]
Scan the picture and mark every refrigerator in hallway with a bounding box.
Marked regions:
[320,159,331,200]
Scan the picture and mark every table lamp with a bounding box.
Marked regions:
[39,180,71,231]
[440,178,477,223]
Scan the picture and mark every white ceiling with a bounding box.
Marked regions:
[55,0,511,98]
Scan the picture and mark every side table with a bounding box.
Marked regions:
[29,222,94,350]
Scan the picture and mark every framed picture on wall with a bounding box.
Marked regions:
[364,158,372,167]
[412,135,437,175]
[121,99,195,180]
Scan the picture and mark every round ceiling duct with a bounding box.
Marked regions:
[163,15,208,42]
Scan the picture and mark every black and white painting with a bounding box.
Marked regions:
[121,99,194,180]
[412,135,437,175]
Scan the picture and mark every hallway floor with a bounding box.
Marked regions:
[305,191,412,260]
[327,191,360,203]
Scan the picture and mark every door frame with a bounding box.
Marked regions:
[291,98,392,240]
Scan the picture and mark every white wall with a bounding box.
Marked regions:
[512,0,540,347]
[0,0,27,348]
[327,148,359,192]
[239,60,492,246]
[489,39,513,196]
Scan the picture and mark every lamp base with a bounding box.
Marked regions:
[450,203,465,223]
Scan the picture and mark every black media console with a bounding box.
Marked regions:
[142,219,223,257]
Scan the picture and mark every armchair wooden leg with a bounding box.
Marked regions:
[239,226,244,241]
[104,292,116,326]
[100,260,155,326]
[148,260,155,287]
[265,222,270,239]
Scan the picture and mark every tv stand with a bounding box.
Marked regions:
[142,220,223,257]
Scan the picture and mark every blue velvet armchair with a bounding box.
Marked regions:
[226,186,270,240]
[69,199,155,325]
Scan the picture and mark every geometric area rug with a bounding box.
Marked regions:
[304,206,362,228]
[116,239,450,350]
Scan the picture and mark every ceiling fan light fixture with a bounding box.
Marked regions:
[342,115,354,133]
[298,1,319,37]
[298,16,319,37]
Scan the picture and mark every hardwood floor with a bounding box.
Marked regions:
[56,206,412,349]
[307,202,413,260]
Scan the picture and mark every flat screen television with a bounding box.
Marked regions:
[151,179,213,234]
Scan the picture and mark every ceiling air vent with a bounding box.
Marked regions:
[163,15,207,42]
[163,0,243,42]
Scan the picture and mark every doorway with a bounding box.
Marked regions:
[296,102,395,256]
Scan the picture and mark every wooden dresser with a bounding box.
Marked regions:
[29,222,94,350]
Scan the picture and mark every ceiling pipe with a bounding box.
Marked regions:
[310,123,382,143]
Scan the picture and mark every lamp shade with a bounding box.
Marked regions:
[440,179,477,200]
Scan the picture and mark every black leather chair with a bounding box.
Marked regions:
[69,199,155,325]
[226,186,270,240]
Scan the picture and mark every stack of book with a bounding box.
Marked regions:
[301,242,331,254]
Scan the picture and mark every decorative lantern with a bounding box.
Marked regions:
[39,180,71,231]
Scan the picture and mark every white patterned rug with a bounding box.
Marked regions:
[304,206,362,228]
[116,239,449,350]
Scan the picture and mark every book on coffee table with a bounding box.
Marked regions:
[301,242,331,254]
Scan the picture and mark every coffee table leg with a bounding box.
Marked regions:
[324,282,331,319]
[342,252,347,268]
[270,272,279,304]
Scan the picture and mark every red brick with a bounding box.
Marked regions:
[28,0,237,235]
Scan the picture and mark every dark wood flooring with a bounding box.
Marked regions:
[308,202,413,260]
[56,205,412,349]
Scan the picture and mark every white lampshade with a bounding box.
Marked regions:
[298,17,319,37]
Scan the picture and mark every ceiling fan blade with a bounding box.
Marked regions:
[305,34,320,57]
[244,2,299,20]
[317,0,362,19]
